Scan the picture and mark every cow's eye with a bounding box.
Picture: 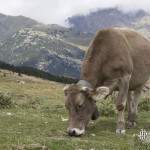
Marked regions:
[77,104,83,109]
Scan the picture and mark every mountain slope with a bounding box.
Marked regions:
[0,13,38,41]
[0,28,84,78]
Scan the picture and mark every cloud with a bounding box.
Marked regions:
[0,0,150,25]
[0,0,23,14]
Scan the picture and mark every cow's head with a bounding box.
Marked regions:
[63,83,109,136]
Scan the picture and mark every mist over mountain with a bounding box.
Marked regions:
[67,8,150,33]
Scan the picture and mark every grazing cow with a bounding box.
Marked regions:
[64,28,150,136]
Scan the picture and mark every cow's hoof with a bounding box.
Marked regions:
[116,129,126,134]
[127,121,137,129]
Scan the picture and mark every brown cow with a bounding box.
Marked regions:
[64,28,150,136]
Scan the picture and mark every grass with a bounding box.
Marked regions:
[0,70,149,150]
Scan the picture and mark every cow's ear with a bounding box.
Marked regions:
[92,86,109,101]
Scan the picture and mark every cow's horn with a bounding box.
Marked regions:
[81,86,93,92]
[63,85,70,91]
[81,86,89,91]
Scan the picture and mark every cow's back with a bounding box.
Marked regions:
[120,28,150,89]
[81,28,150,89]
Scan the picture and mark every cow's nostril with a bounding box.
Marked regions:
[68,129,76,136]
[72,130,76,135]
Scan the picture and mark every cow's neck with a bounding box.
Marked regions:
[80,57,104,88]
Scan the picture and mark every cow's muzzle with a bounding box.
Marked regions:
[68,128,85,136]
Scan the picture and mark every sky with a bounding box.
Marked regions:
[0,0,150,26]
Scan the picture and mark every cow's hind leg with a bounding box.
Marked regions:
[116,74,131,134]
[127,87,142,128]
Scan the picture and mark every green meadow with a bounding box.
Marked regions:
[0,70,149,150]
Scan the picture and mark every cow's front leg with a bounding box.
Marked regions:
[116,74,131,134]
[127,87,142,128]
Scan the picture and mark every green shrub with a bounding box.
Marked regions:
[97,94,150,117]
[139,97,150,112]
[0,92,13,108]
[97,98,117,117]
